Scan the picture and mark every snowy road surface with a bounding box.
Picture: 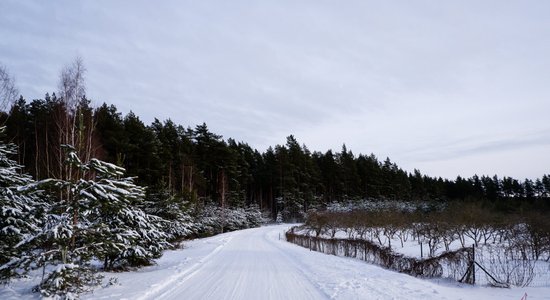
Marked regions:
[80,224,549,300]
[148,228,327,300]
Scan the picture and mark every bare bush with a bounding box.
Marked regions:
[478,245,535,287]
[286,227,472,281]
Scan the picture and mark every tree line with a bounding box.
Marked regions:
[2,96,549,220]
[1,59,549,223]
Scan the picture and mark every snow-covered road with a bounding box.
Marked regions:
[83,224,547,300]
[151,228,327,300]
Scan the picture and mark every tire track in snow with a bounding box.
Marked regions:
[136,235,234,300]
[263,228,333,299]
[153,227,327,300]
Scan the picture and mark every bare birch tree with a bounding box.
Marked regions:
[55,57,99,247]
[59,56,86,113]
[55,57,97,178]
[58,56,86,152]
[0,64,19,112]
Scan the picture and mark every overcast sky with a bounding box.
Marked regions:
[1,0,549,180]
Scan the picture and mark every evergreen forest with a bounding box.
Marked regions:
[3,92,549,221]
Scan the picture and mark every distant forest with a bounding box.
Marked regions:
[2,94,549,219]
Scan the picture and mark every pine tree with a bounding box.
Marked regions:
[123,112,162,187]
[523,179,535,200]
[93,103,127,165]
[21,145,170,297]
[55,145,168,269]
[0,128,44,279]
[541,175,550,198]
[144,189,197,242]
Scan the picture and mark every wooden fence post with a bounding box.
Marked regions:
[472,245,476,285]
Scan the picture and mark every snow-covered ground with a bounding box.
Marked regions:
[293,224,550,287]
[2,224,549,299]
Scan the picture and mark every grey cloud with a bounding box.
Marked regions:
[402,130,550,163]
[1,0,549,178]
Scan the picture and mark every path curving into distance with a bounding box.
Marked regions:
[147,227,328,300]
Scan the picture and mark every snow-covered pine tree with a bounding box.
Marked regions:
[276,211,283,224]
[49,145,169,269]
[245,204,263,227]
[144,189,198,242]
[30,145,170,297]
[0,127,44,280]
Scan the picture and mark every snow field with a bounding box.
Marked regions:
[294,224,550,287]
